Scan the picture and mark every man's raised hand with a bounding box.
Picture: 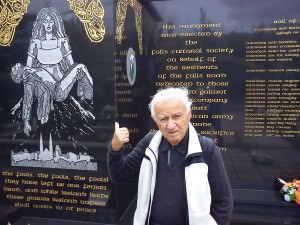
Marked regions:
[111,122,130,151]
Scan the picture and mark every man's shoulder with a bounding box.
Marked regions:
[133,131,158,152]
[198,134,215,144]
[142,131,157,143]
[196,135,218,165]
[198,135,216,152]
[135,131,157,144]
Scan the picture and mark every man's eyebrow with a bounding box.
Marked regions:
[174,112,183,115]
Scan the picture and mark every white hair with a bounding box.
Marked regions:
[149,87,192,121]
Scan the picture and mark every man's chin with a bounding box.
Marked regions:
[166,137,180,146]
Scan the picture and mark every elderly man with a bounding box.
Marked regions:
[107,87,233,225]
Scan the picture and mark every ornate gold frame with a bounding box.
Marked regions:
[68,0,105,43]
[115,0,143,55]
[0,0,30,46]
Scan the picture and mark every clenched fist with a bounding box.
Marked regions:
[111,122,130,151]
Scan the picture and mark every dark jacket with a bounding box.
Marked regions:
[107,131,233,225]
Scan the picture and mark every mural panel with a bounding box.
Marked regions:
[0,0,120,223]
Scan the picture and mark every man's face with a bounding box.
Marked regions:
[154,99,191,146]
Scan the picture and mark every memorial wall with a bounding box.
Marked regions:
[0,0,300,224]
[114,0,300,224]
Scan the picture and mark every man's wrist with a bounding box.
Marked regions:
[109,143,122,154]
[111,139,123,151]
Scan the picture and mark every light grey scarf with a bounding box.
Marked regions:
[134,123,217,225]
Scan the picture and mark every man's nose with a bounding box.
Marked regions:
[166,119,176,129]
